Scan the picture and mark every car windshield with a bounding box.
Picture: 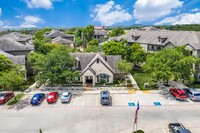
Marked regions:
[102,97,108,100]
[194,93,200,96]
[48,95,54,98]
[33,97,38,100]
[63,94,69,97]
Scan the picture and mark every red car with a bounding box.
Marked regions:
[169,88,187,100]
[0,92,14,104]
[47,92,59,103]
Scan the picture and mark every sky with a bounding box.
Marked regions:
[0,0,200,28]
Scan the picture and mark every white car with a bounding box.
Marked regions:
[60,92,72,103]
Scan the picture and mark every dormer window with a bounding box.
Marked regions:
[158,36,167,43]
[132,35,140,41]
[97,58,99,63]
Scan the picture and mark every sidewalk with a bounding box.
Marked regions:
[127,73,140,89]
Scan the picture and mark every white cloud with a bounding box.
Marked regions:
[20,16,43,28]
[15,15,23,19]
[23,0,61,9]
[155,12,200,25]
[91,1,132,26]
[191,8,200,12]
[1,15,43,29]
[133,0,183,22]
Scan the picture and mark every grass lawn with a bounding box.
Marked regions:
[7,93,25,105]
[132,70,157,90]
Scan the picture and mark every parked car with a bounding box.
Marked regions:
[183,88,200,101]
[100,91,112,105]
[60,92,72,103]
[169,88,187,100]
[0,92,14,104]
[169,123,191,133]
[30,93,45,105]
[47,92,59,103]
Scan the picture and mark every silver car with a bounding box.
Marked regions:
[60,92,72,103]
[183,88,200,101]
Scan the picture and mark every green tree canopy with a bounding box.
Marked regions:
[75,37,84,47]
[0,55,25,91]
[28,46,79,85]
[102,40,126,58]
[88,39,99,46]
[66,28,76,35]
[109,27,125,37]
[127,43,147,65]
[0,70,24,91]
[84,45,98,53]
[116,60,132,74]
[34,28,52,41]
[144,46,197,85]
[75,28,83,38]
[82,25,95,43]
[0,54,13,72]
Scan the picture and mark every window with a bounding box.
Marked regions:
[98,74,109,83]
[97,58,99,63]
[75,61,79,68]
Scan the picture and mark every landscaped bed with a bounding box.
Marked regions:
[132,70,157,90]
[7,93,25,105]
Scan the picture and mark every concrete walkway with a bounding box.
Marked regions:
[127,73,140,89]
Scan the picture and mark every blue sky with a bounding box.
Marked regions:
[0,0,200,28]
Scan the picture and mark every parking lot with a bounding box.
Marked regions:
[7,90,200,110]
[0,91,200,133]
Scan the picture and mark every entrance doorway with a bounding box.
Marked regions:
[85,76,93,86]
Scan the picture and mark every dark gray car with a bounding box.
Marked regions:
[100,91,112,105]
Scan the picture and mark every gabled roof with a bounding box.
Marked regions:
[114,29,200,50]
[81,53,114,75]
[70,53,121,73]
[0,37,34,52]
[45,30,75,38]
[94,29,108,36]
[0,50,25,65]
[52,36,74,44]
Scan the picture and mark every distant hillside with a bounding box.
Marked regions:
[155,24,200,31]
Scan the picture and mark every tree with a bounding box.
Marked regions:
[84,45,98,53]
[109,27,125,37]
[127,43,147,65]
[28,46,79,85]
[75,28,83,38]
[82,25,95,43]
[66,28,76,35]
[144,47,197,85]
[0,70,24,91]
[116,60,132,75]
[102,40,126,58]
[0,54,13,72]
[34,28,52,41]
[75,37,84,47]
[37,43,60,55]
[88,39,99,46]
[0,55,24,95]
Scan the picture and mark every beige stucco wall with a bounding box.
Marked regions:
[140,43,148,52]
[91,60,113,83]
[82,69,96,85]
